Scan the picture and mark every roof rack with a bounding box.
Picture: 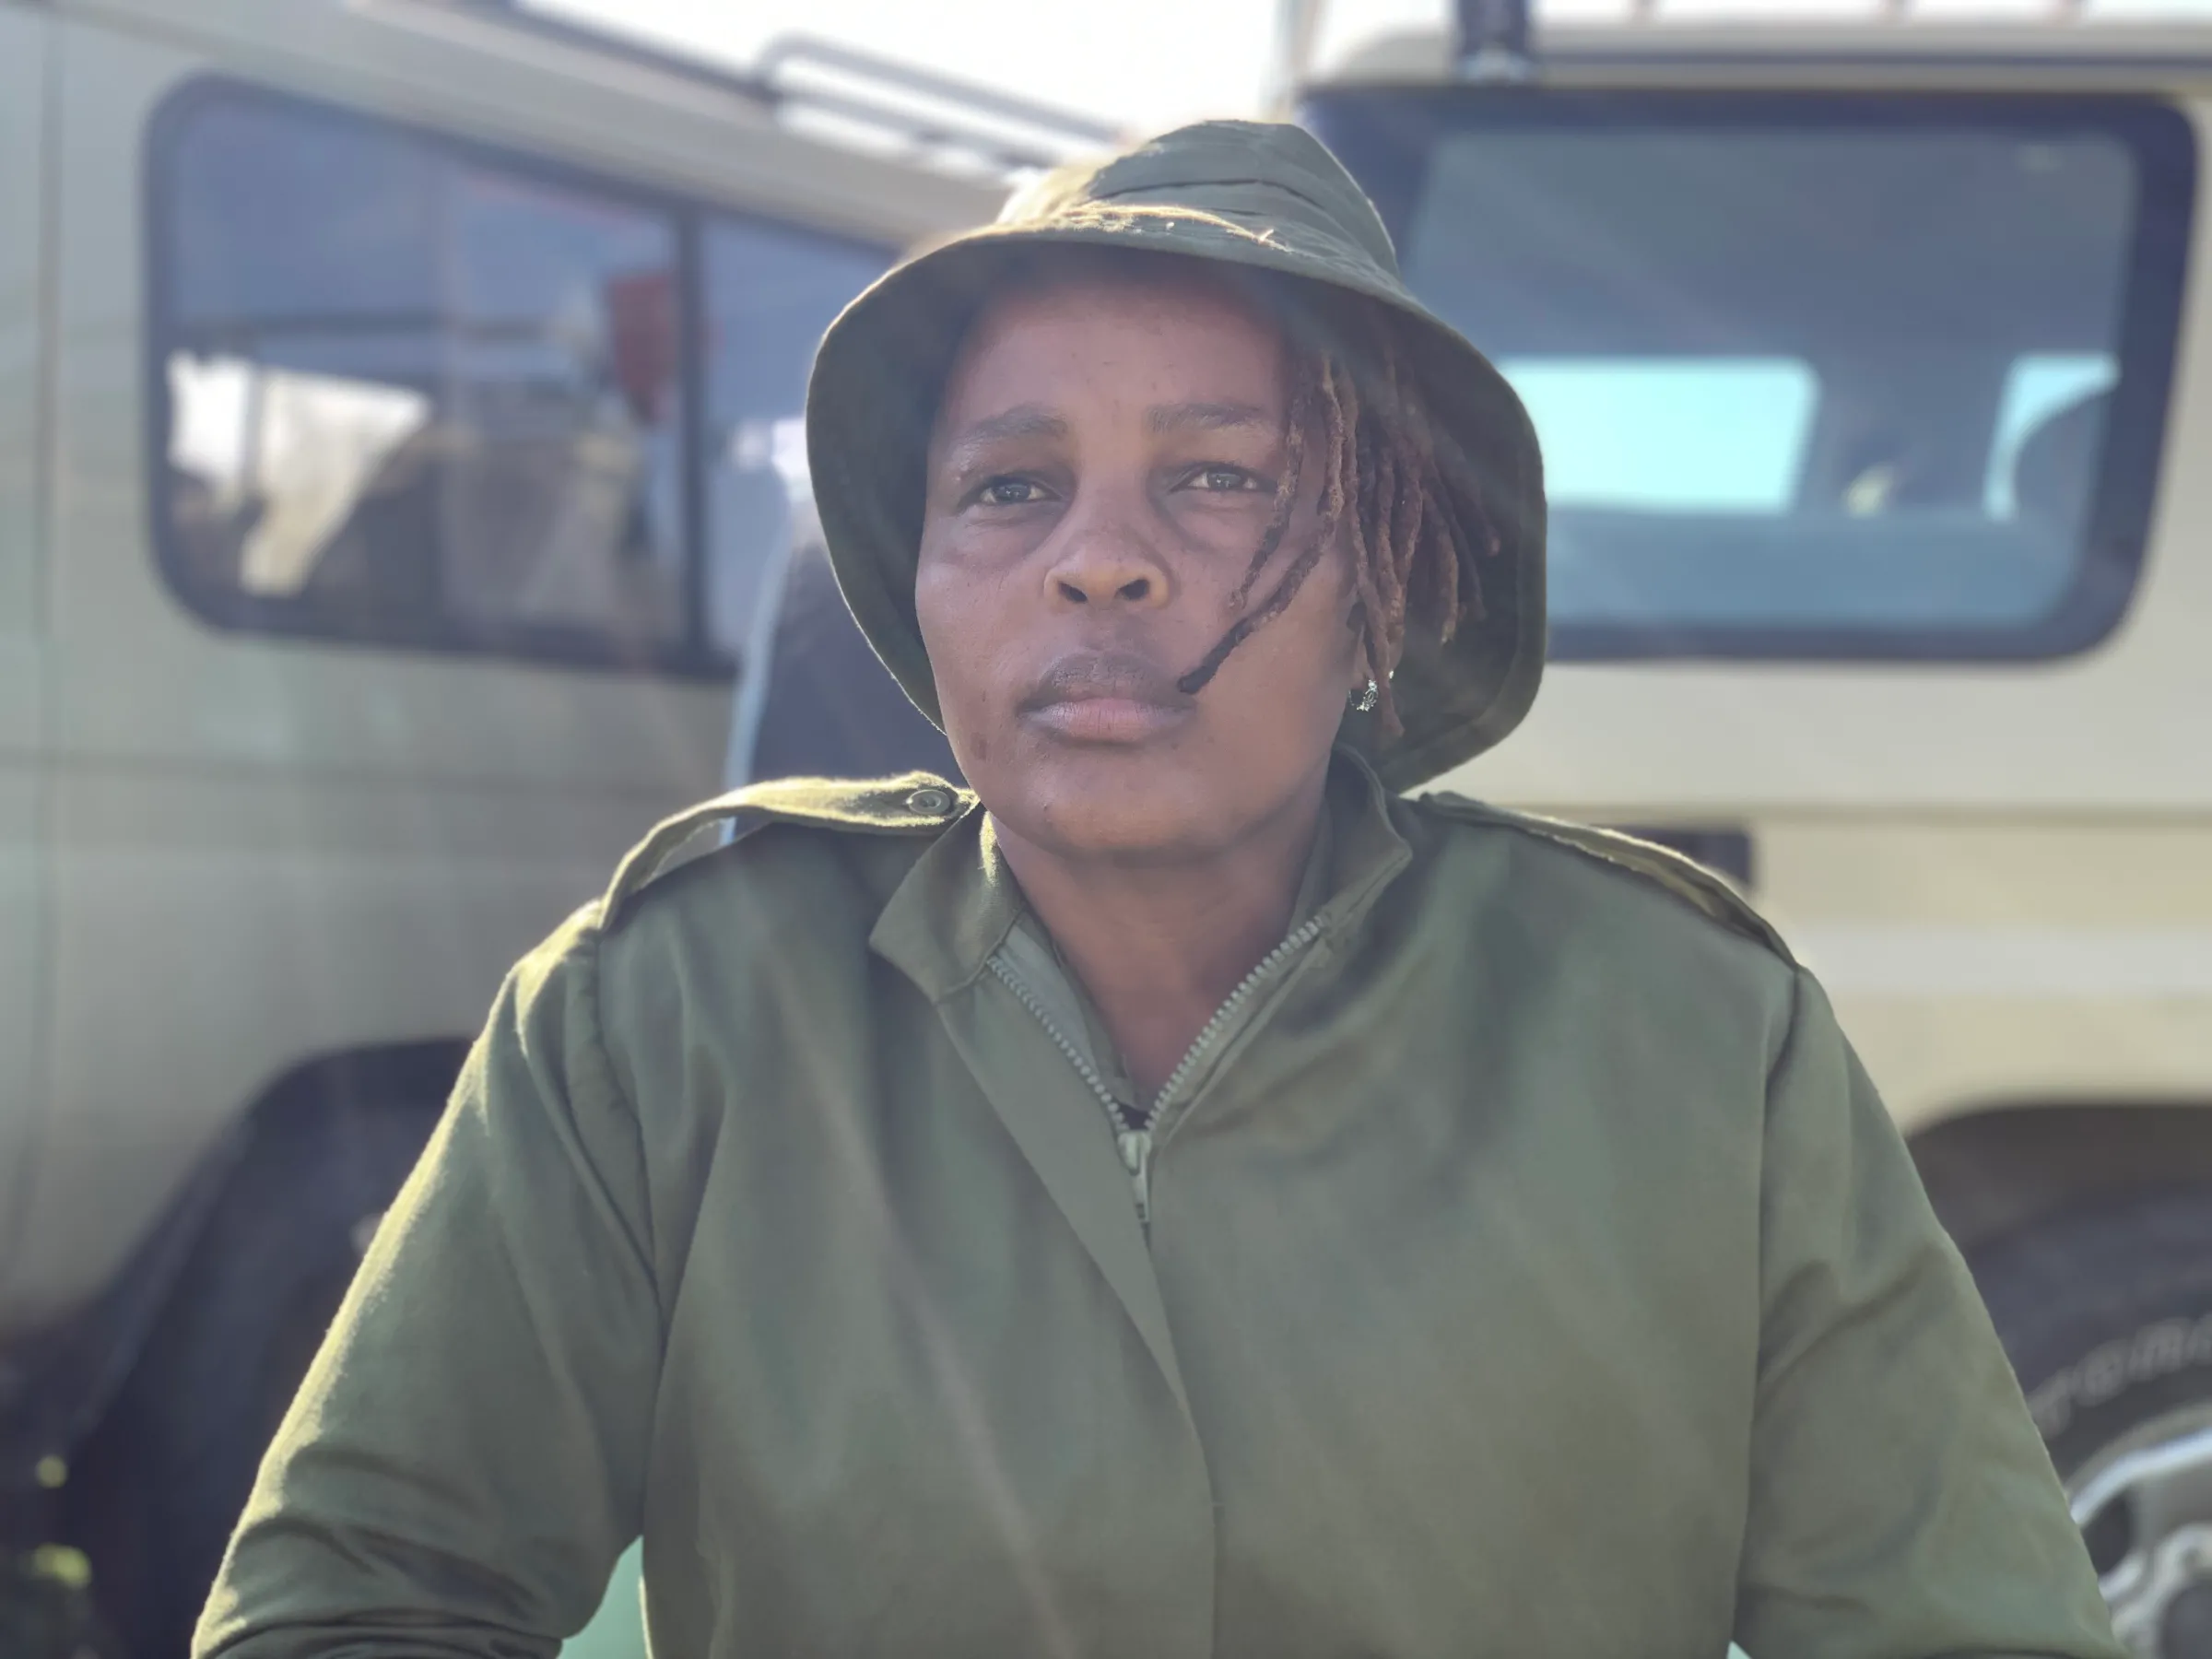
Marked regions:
[1534,0,2206,26]
[444,2,1122,180]
[757,37,1123,177]
[1300,0,2212,103]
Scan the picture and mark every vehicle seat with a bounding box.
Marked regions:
[2012,389,2110,539]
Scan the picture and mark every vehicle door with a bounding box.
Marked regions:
[21,15,894,1329]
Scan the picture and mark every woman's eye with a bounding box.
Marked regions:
[1186,465,1265,494]
[978,477,1043,507]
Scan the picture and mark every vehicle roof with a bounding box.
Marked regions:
[60,0,1015,246]
[1319,12,2212,94]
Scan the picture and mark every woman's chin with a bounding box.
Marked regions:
[983,767,1247,867]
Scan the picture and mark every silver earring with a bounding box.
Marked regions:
[1351,677,1379,713]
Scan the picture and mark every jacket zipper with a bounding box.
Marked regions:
[987,913,1327,1229]
[1147,917,1326,1122]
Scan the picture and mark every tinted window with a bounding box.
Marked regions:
[701,217,888,663]
[1500,356,1818,513]
[1304,94,2193,659]
[152,86,889,672]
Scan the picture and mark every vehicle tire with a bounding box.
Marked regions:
[56,1094,442,1659]
[1969,1189,2212,1655]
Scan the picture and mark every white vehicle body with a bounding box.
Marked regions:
[1322,13,2212,1169]
[1310,10,2212,1641]
[0,0,1000,1338]
[0,3,1035,1648]
[6,0,2210,1644]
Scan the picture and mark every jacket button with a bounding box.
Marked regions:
[906,786,954,818]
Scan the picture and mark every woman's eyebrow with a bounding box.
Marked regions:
[1145,400,1272,435]
[943,404,1069,462]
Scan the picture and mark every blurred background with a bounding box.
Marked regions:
[3,0,2212,1654]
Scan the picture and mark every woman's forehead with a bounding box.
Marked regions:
[935,260,1289,429]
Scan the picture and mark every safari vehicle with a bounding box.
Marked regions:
[0,1,1108,1651]
[737,0,2212,1648]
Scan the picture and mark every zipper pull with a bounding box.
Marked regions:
[1116,1129,1153,1229]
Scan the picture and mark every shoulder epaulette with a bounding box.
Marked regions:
[1415,792,1794,966]
[602,772,971,925]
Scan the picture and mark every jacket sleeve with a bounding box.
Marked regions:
[194,909,659,1659]
[1732,966,2122,1659]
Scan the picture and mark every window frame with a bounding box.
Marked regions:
[1300,87,2197,665]
[144,76,891,677]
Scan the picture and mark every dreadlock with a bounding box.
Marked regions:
[1172,298,1500,744]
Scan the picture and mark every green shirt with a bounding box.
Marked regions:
[195,758,2121,1659]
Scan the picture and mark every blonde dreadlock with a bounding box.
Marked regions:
[1173,300,1500,742]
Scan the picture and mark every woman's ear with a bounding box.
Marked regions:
[1342,598,1406,686]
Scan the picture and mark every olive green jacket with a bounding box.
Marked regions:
[195,759,2120,1659]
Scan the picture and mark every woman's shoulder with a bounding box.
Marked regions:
[1396,790,1801,1038]
[564,771,971,994]
[601,771,971,924]
[1406,791,1792,963]
[1397,793,1809,1141]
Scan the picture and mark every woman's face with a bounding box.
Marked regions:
[916,267,1363,863]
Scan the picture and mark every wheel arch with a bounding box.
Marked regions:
[1911,1098,2212,1257]
[241,1040,468,1147]
[3,1038,468,1496]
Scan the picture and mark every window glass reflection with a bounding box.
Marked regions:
[161,95,687,658]
[1380,119,2143,639]
[700,217,888,662]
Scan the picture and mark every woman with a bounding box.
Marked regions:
[196,121,2119,1658]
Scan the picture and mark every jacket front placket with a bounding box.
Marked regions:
[934,975,1200,1424]
[869,813,1220,1658]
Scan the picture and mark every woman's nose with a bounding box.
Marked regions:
[1044,503,1171,609]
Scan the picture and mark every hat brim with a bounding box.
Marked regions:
[805,211,1547,793]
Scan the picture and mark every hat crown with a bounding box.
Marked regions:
[1000,119,1402,278]
[806,119,1547,791]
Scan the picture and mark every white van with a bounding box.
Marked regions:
[0,2,1082,1651]
[735,6,2212,1646]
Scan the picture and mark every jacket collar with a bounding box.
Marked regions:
[870,752,1414,1428]
[867,749,1414,1002]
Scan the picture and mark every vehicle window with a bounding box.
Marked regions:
[152,86,892,673]
[1499,357,1818,513]
[700,217,888,663]
[157,92,689,663]
[1986,351,2118,518]
[1303,94,2193,659]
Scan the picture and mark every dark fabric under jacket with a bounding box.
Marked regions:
[195,759,2122,1659]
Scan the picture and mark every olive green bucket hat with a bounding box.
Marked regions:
[805,118,1546,792]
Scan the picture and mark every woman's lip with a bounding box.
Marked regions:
[1024,696,1192,743]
